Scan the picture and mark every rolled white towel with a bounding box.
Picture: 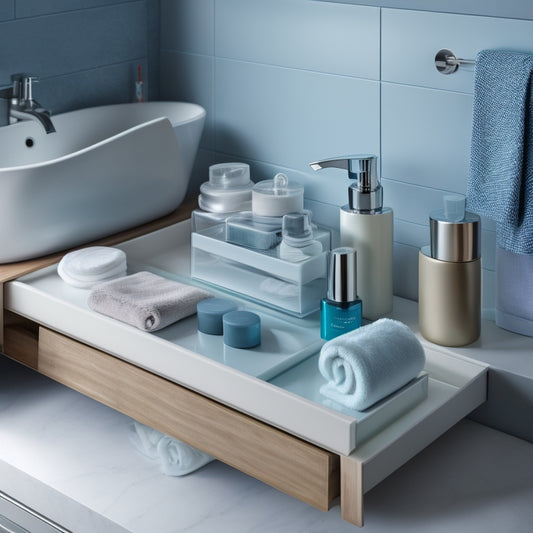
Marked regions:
[130,422,214,476]
[156,434,214,477]
[129,420,161,460]
[319,318,426,411]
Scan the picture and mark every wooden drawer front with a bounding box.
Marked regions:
[37,327,339,512]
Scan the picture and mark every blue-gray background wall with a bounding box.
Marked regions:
[0,0,159,114]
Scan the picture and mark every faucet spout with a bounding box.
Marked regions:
[10,106,56,134]
[1,73,56,134]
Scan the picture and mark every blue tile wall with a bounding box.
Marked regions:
[15,0,137,18]
[381,8,533,306]
[0,0,153,114]
[159,0,533,313]
[0,2,14,20]
[214,0,380,78]
[161,0,214,56]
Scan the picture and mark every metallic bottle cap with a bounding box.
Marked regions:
[346,155,383,212]
[327,247,358,302]
[430,195,481,262]
[309,155,382,212]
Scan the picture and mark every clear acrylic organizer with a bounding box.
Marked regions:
[191,223,329,317]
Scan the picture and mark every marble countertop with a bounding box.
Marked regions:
[1,354,532,533]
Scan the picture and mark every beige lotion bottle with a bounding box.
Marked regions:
[310,155,393,319]
[418,194,481,346]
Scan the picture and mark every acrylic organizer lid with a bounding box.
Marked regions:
[252,173,304,217]
[198,162,253,213]
[429,194,481,262]
[282,211,315,247]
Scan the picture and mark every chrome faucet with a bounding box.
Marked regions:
[0,73,56,133]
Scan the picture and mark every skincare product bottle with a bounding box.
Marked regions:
[310,155,393,320]
[191,163,253,232]
[321,247,362,340]
[418,194,481,347]
[279,211,323,262]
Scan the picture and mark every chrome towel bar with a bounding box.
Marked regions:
[435,48,475,75]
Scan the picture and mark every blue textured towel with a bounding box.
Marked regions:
[467,50,533,254]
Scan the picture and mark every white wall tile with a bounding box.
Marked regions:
[382,8,533,92]
[382,82,473,192]
[215,59,380,204]
[384,179,447,226]
[215,0,380,79]
[160,50,215,149]
[481,228,496,272]
[482,269,496,312]
[394,219,428,249]
[160,0,214,55]
[393,243,420,300]
[0,2,13,20]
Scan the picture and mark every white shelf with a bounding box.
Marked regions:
[4,221,488,459]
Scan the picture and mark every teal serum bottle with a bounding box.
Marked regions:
[321,247,362,340]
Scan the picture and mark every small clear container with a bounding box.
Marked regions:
[252,173,304,217]
[191,162,253,232]
[279,211,323,261]
[226,212,283,250]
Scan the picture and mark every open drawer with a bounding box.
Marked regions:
[2,220,488,526]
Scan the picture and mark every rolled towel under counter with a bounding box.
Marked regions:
[129,422,214,476]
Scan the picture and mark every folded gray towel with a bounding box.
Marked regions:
[88,271,212,332]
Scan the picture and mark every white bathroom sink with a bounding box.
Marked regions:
[0,101,205,263]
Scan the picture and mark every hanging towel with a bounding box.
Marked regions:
[88,271,212,331]
[129,422,214,476]
[318,319,425,411]
[467,49,533,254]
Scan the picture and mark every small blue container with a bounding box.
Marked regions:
[223,310,261,348]
[197,298,238,335]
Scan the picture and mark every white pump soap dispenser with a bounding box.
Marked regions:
[310,155,393,319]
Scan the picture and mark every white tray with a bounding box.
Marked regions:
[4,220,487,457]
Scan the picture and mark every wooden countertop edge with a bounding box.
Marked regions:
[0,196,197,284]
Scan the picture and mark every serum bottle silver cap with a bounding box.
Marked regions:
[327,247,358,303]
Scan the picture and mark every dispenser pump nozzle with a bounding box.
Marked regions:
[309,155,382,212]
